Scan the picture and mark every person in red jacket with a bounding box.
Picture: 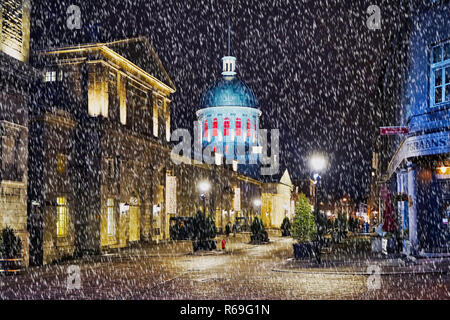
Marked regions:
[221,239,226,250]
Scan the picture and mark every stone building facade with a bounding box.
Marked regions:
[1,1,292,266]
[28,37,264,265]
[261,169,294,228]
[0,0,34,266]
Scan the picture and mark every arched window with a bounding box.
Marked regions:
[246,119,251,137]
[236,118,241,136]
[224,117,230,136]
[213,118,218,136]
[204,119,208,138]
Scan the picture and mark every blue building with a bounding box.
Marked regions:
[196,53,261,177]
[376,0,450,255]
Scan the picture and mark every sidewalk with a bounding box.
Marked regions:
[75,232,259,262]
[274,235,450,275]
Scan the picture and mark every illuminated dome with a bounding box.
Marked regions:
[195,25,261,178]
[200,77,259,109]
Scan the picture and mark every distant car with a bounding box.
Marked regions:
[169,217,195,240]
[234,217,249,233]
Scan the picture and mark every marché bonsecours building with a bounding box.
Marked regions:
[196,54,262,178]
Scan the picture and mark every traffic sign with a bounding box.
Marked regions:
[380,126,409,135]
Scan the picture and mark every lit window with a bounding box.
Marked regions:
[204,119,208,138]
[44,71,57,82]
[430,42,450,107]
[56,154,67,174]
[225,145,229,154]
[247,119,251,137]
[56,197,68,237]
[153,102,159,137]
[236,118,241,136]
[254,120,257,138]
[107,198,116,237]
[224,118,230,136]
[213,118,218,136]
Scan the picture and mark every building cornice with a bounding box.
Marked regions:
[38,43,175,96]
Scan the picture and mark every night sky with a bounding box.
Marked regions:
[31,0,401,202]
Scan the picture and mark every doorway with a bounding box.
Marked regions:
[129,205,140,242]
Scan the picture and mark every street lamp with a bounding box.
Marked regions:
[253,199,261,223]
[198,181,211,215]
[309,154,326,211]
[309,154,327,262]
[310,154,326,173]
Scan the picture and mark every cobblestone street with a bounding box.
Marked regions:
[1,234,450,300]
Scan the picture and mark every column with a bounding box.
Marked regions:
[397,168,409,253]
[407,162,418,255]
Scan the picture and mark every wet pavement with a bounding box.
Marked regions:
[1,233,450,300]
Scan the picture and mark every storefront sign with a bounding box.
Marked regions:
[387,131,450,178]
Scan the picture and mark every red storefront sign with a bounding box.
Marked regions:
[380,126,409,135]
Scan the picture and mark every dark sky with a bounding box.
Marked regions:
[31,0,401,202]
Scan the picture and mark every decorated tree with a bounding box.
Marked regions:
[291,193,317,242]
[193,211,216,240]
[250,216,269,243]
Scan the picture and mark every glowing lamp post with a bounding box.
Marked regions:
[310,155,326,173]
[309,154,327,261]
[199,181,211,215]
[309,154,326,212]
[253,199,262,224]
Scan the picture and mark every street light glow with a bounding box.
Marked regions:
[310,155,326,172]
[199,181,211,193]
[253,199,261,207]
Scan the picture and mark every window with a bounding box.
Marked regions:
[431,42,450,106]
[56,154,67,174]
[246,119,251,137]
[56,197,68,237]
[118,74,127,125]
[254,120,257,138]
[236,118,241,136]
[224,117,230,136]
[213,118,218,136]
[44,71,57,82]
[107,198,116,237]
[225,145,229,154]
[204,119,208,138]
